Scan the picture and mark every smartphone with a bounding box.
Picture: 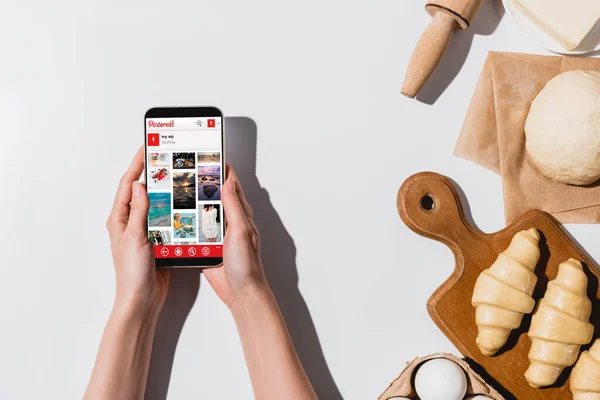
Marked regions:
[144,107,225,268]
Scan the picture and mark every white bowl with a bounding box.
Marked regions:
[502,0,600,55]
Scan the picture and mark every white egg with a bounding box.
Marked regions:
[465,396,494,400]
[414,358,467,400]
[387,398,412,400]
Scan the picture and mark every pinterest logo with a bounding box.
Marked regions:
[148,120,175,128]
[147,133,159,147]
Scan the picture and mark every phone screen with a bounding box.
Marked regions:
[144,108,224,267]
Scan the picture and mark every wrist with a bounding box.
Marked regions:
[229,281,275,320]
[113,294,163,325]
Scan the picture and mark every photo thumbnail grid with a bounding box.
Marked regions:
[147,151,223,246]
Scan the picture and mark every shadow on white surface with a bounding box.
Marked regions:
[146,270,201,400]
[225,117,343,399]
[415,0,505,105]
[448,176,483,234]
[144,117,342,399]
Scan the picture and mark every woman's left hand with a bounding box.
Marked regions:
[106,147,170,317]
[203,167,268,309]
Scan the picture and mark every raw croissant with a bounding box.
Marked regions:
[472,228,540,356]
[571,339,600,400]
[525,259,594,388]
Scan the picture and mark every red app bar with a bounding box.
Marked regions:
[153,245,223,258]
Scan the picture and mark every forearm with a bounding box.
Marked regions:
[84,301,159,400]
[231,286,317,400]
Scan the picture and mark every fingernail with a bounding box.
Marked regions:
[133,182,140,197]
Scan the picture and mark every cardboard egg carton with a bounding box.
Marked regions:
[378,353,504,400]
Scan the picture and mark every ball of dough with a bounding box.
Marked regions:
[525,70,600,186]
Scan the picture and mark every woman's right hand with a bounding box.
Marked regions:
[203,167,269,309]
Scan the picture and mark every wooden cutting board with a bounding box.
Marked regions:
[396,172,600,400]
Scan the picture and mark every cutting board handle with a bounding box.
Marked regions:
[397,172,476,250]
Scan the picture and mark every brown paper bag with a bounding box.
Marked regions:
[454,51,600,224]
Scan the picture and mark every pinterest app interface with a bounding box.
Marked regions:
[145,117,223,259]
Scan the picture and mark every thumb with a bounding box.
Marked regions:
[126,181,149,237]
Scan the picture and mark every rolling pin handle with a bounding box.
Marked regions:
[401,12,457,99]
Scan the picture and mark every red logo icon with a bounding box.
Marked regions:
[207,119,215,128]
[147,120,174,128]
[160,247,169,257]
[174,247,183,257]
[148,133,160,147]
[188,247,197,256]
[201,247,210,256]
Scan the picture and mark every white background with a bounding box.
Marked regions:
[1,1,599,399]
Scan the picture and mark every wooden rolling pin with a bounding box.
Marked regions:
[402,0,484,98]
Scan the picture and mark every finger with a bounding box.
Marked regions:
[126,181,149,237]
[231,176,259,237]
[227,178,259,241]
[107,147,145,239]
[221,176,250,230]
[227,167,253,220]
